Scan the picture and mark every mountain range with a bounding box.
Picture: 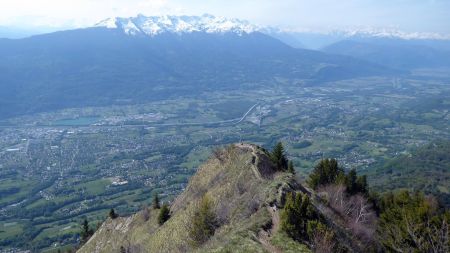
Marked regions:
[0,14,398,120]
[1,14,450,119]
[95,14,450,42]
[270,29,450,49]
[323,38,450,69]
[95,14,259,36]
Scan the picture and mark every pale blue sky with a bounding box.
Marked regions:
[1,0,449,33]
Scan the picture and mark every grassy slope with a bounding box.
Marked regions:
[78,144,310,253]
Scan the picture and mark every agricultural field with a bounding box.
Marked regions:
[0,73,449,251]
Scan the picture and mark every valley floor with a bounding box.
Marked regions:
[0,74,449,251]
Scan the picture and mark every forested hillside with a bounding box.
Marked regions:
[369,140,450,207]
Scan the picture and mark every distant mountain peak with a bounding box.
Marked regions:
[95,14,260,36]
[275,26,450,41]
[94,15,450,41]
[334,27,450,41]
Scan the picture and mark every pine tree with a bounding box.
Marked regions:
[96,222,102,230]
[335,171,347,185]
[109,208,118,219]
[189,195,218,246]
[271,142,288,171]
[281,192,315,240]
[152,193,161,209]
[356,175,368,194]
[343,169,368,195]
[346,169,358,194]
[308,158,342,189]
[158,204,170,225]
[288,160,295,174]
[280,192,298,238]
[80,218,93,243]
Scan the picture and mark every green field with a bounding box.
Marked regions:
[50,117,100,126]
[0,74,449,251]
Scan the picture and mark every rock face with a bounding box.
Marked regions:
[77,144,306,253]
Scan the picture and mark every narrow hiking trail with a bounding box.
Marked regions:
[257,206,282,253]
[235,143,283,252]
[236,143,263,180]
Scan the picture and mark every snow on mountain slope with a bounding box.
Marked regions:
[95,14,260,36]
[269,26,450,41]
[327,27,450,40]
[95,14,450,41]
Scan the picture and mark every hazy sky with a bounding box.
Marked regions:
[1,0,449,33]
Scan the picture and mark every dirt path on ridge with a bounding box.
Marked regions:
[257,206,282,253]
[235,143,282,252]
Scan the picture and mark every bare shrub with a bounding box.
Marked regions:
[318,184,347,214]
[403,214,449,253]
[317,184,377,244]
[347,194,376,242]
[213,147,225,163]
[141,205,150,222]
[428,218,449,253]
[212,145,237,163]
[312,229,336,253]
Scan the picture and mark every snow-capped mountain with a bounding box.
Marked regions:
[95,14,260,36]
[265,26,450,50]
[271,26,450,41]
[95,13,450,41]
[322,27,450,41]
